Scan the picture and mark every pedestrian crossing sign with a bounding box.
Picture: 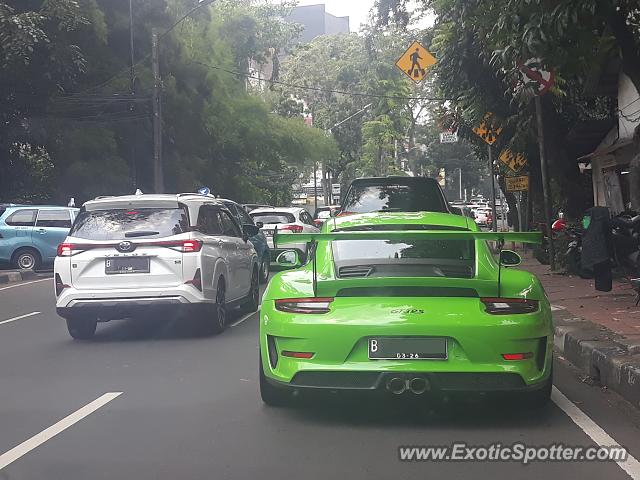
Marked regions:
[395,41,436,84]
[499,149,528,173]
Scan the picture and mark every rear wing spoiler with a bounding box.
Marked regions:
[274,229,541,298]
[274,230,542,247]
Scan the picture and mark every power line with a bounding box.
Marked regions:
[193,61,447,101]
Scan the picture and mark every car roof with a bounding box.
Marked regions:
[349,176,439,185]
[249,207,304,215]
[83,193,224,211]
[330,211,474,231]
[2,204,77,210]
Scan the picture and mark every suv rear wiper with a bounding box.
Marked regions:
[124,230,160,238]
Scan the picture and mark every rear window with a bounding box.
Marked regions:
[69,208,189,240]
[341,180,447,214]
[250,212,295,224]
[5,209,37,226]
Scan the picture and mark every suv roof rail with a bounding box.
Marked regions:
[177,192,218,199]
[92,195,116,200]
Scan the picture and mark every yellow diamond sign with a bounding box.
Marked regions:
[395,41,436,84]
[472,112,503,145]
[499,149,528,173]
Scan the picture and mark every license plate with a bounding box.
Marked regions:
[105,257,150,275]
[263,229,274,236]
[368,337,447,360]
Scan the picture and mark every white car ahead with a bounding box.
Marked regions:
[54,193,260,339]
[249,207,319,261]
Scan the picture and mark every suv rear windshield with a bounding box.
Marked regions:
[70,208,189,240]
[250,212,295,224]
[341,179,448,214]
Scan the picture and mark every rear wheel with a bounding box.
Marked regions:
[241,268,260,314]
[210,279,227,335]
[12,248,41,271]
[66,317,97,340]
[259,353,291,407]
[259,255,270,284]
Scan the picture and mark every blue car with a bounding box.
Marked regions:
[219,199,271,283]
[0,205,79,270]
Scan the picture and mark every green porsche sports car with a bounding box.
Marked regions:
[259,211,552,406]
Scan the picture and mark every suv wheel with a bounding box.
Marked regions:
[66,317,97,340]
[210,279,227,334]
[12,248,41,271]
[259,256,270,284]
[241,268,259,314]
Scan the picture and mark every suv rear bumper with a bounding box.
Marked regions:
[55,285,210,320]
[56,296,206,320]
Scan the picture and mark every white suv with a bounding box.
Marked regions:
[54,193,260,339]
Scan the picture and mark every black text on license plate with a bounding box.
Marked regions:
[105,257,150,274]
[368,337,447,360]
[264,230,274,236]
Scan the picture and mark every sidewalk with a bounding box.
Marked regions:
[521,255,640,408]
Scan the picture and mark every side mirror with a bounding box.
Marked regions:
[500,250,522,267]
[255,221,264,229]
[276,250,302,269]
[243,224,260,237]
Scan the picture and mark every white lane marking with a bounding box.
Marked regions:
[552,387,640,479]
[230,310,258,328]
[0,392,122,471]
[551,305,565,311]
[0,278,50,291]
[0,311,40,326]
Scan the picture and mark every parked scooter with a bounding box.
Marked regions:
[610,213,640,274]
[551,214,591,277]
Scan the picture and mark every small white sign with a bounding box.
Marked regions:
[439,131,458,143]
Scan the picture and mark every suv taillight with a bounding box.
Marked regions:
[279,224,303,233]
[481,298,539,315]
[144,239,203,252]
[275,297,333,314]
[57,243,95,256]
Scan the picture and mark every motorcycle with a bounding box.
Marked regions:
[610,213,640,275]
[551,215,591,278]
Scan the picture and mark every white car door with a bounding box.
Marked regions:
[195,205,226,301]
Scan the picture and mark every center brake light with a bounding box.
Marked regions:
[275,297,333,314]
[481,298,539,315]
[279,224,303,233]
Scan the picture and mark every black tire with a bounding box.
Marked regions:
[525,366,553,409]
[66,317,97,340]
[12,248,41,271]
[566,249,581,275]
[259,352,291,407]
[259,255,270,284]
[209,278,227,335]
[240,267,260,314]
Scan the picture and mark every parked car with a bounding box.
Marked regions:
[54,193,260,339]
[0,205,79,270]
[219,198,271,283]
[313,205,340,227]
[249,207,319,261]
[474,207,492,227]
[339,176,450,215]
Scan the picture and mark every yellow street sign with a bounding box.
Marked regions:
[472,112,503,145]
[499,149,528,173]
[395,41,436,84]
[506,175,529,192]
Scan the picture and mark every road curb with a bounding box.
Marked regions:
[0,270,51,285]
[553,308,640,409]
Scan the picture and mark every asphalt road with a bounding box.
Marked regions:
[1,278,640,479]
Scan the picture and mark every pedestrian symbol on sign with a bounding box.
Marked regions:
[395,41,436,84]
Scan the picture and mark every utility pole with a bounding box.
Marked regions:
[128,0,137,188]
[152,29,164,194]
[129,0,135,93]
[488,145,498,232]
[535,96,555,270]
[458,167,462,201]
[313,162,318,213]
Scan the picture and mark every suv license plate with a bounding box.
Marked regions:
[368,337,447,360]
[105,257,150,275]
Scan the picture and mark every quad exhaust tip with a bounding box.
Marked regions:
[385,376,429,395]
